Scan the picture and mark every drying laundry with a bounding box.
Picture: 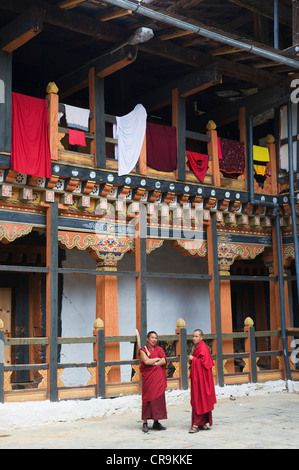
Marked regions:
[11,92,51,178]
[68,129,86,147]
[114,104,147,176]
[253,145,270,162]
[64,104,90,131]
[186,151,209,182]
[146,122,177,172]
[254,162,267,188]
[218,137,245,178]
[217,137,223,160]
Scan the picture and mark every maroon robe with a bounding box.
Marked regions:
[190,340,216,426]
[140,344,167,420]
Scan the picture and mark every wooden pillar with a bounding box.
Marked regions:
[254,281,268,360]
[267,141,278,194]
[207,129,220,187]
[46,89,59,161]
[206,217,224,386]
[46,201,59,401]
[89,67,106,168]
[135,210,147,347]
[138,135,147,176]
[218,263,235,374]
[172,88,186,181]
[0,50,12,154]
[95,259,120,383]
[29,273,42,382]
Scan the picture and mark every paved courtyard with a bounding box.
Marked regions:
[0,391,298,449]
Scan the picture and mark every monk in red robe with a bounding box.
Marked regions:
[139,331,167,433]
[188,329,217,433]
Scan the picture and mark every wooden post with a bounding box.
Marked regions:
[89,67,106,168]
[175,318,188,390]
[0,328,4,403]
[206,217,224,386]
[135,210,147,346]
[172,88,186,181]
[207,129,220,187]
[267,141,278,194]
[218,264,235,374]
[95,260,120,383]
[244,319,257,383]
[46,90,59,161]
[138,134,147,176]
[93,321,105,398]
[46,201,59,402]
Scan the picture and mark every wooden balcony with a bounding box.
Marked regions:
[47,91,279,198]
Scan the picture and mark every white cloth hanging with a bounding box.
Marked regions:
[64,104,90,131]
[114,104,147,176]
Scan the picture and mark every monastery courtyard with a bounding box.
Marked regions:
[0,391,298,450]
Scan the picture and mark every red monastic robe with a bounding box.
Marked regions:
[140,344,167,403]
[190,340,216,416]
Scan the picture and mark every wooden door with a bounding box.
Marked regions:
[0,287,12,365]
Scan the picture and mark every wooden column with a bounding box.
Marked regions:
[46,201,59,401]
[138,135,147,176]
[29,273,42,382]
[172,88,186,181]
[95,259,120,383]
[0,50,12,154]
[135,210,147,347]
[207,129,220,187]
[206,217,224,386]
[89,67,106,168]
[218,263,235,374]
[267,141,278,194]
[46,90,59,161]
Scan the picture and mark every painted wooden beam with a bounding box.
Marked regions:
[0,6,44,53]
[58,45,138,97]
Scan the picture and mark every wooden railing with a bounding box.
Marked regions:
[47,93,278,195]
[1,325,297,403]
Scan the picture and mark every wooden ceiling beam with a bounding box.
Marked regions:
[0,0,287,87]
[58,0,86,10]
[98,7,132,22]
[57,45,138,98]
[141,39,283,87]
[0,5,44,52]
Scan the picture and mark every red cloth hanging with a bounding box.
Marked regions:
[11,92,51,178]
[186,151,209,182]
[146,122,177,172]
[68,128,86,147]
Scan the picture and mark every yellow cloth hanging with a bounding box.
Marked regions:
[253,145,270,162]
[254,164,266,176]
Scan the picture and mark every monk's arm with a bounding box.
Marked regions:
[140,350,159,365]
[154,357,166,366]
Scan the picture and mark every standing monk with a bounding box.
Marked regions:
[188,329,216,433]
[139,331,167,433]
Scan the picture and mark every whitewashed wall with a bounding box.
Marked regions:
[60,241,211,385]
